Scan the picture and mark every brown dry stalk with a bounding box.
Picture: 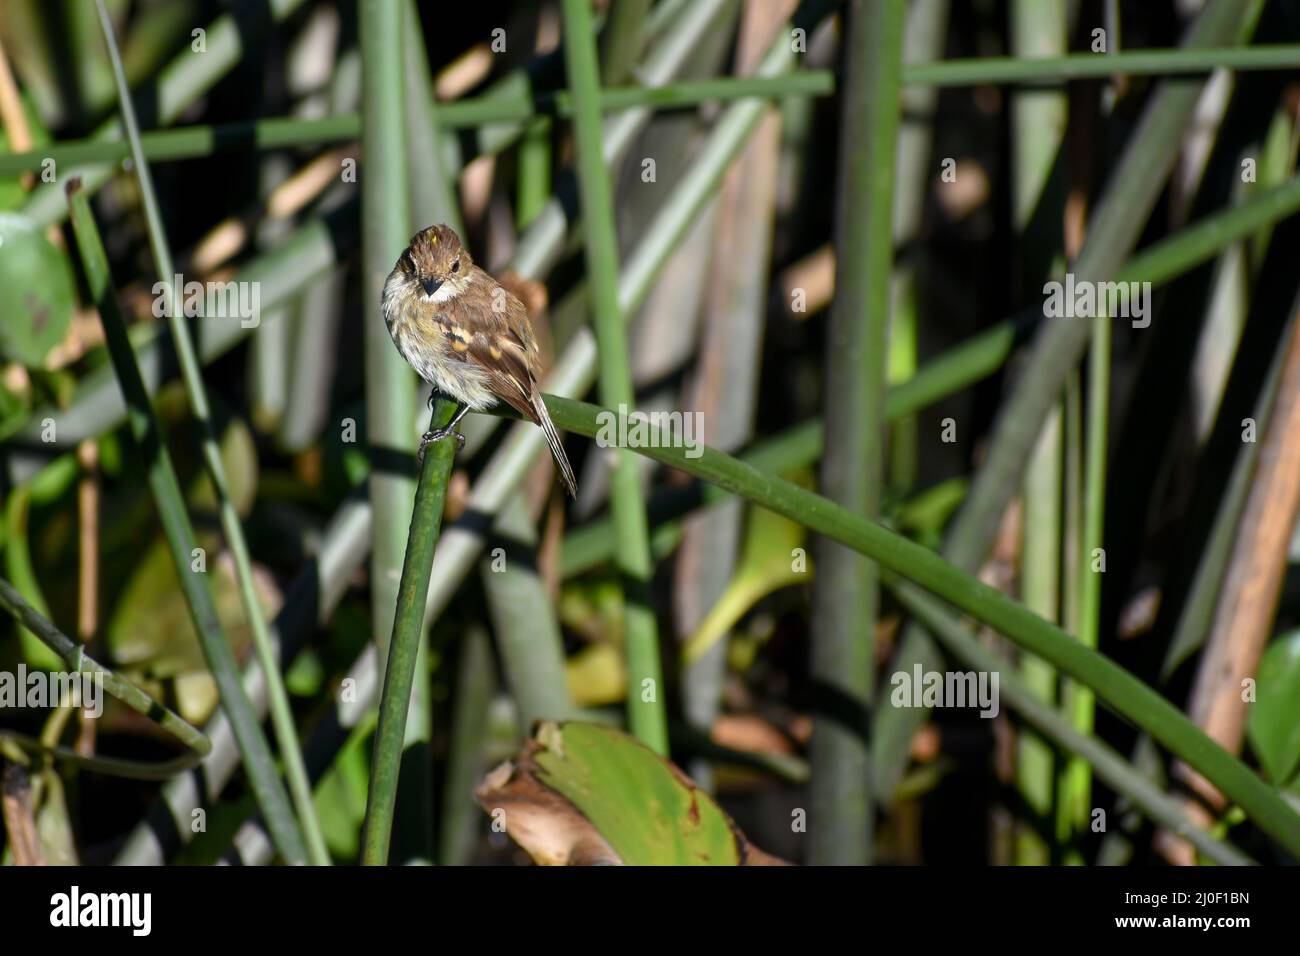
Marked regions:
[76,440,100,642]
[1161,306,1300,863]
[1186,308,1300,784]
[0,36,33,189]
[1,762,43,865]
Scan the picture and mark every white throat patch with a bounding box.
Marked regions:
[425,282,458,304]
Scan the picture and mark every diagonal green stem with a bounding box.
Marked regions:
[65,179,306,865]
[560,172,1300,579]
[8,46,1300,178]
[886,579,1255,866]
[533,393,1300,859]
[93,0,328,867]
[0,575,211,776]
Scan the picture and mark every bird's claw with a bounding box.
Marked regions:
[416,427,466,463]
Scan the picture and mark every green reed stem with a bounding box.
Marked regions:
[66,179,306,865]
[8,46,1300,178]
[93,0,328,867]
[535,393,1300,860]
[0,575,211,776]
[360,402,458,866]
[560,0,668,756]
[809,0,905,865]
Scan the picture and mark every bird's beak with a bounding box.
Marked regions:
[420,276,443,297]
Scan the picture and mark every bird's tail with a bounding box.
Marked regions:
[533,390,578,499]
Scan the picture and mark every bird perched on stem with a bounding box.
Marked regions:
[381,224,578,498]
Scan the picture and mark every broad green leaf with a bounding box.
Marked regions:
[0,213,74,367]
[1248,629,1300,784]
[531,721,742,865]
[3,484,62,670]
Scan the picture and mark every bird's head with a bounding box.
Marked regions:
[397,224,473,302]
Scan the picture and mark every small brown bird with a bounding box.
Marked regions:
[381,224,578,498]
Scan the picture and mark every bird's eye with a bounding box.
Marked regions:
[451,259,460,273]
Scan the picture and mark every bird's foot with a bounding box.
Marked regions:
[417,426,466,463]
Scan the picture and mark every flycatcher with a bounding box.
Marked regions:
[381,224,578,498]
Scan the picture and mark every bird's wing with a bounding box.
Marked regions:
[436,288,539,423]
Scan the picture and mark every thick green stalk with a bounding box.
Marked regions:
[66,180,306,865]
[395,0,451,866]
[1057,362,1086,854]
[360,0,414,657]
[360,402,458,865]
[559,0,667,756]
[517,118,552,226]
[1010,0,1067,867]
[537,394,1300,859]
[810,0,905,865]
[93,0,328,866]
[359,0,427,864]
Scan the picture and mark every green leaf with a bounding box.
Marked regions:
[0,375,31,441]
[35,767,78,865]
[531,722,742,865]
[681,503,808,666]
[0,213,73,367]
[315,714,376,862]
[1248,629,1300,784]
